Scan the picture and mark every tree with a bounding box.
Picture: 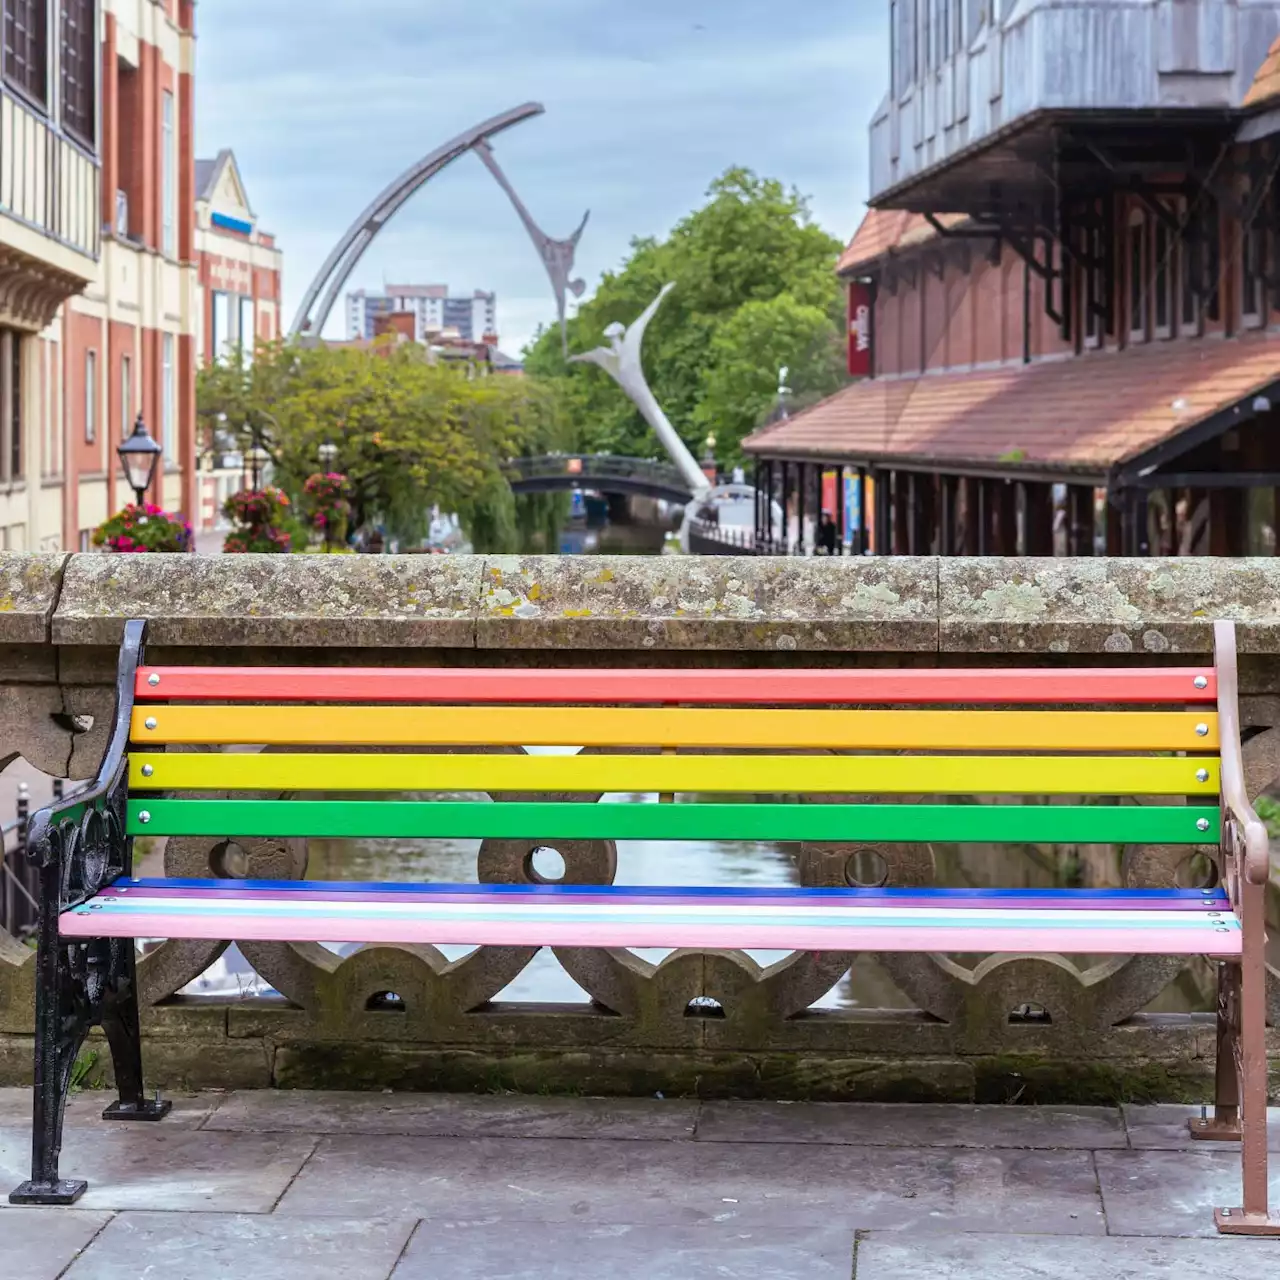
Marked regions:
[523,168,847,466]
[197,339,570,550]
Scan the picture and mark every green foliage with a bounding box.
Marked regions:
[524,167,847,465]
[92,503,193,553]
[1256,794,1280,839]
[197,338,570,548]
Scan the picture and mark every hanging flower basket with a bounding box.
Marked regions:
[92,503,193,553]
[303,471,353,546]
[222,486,295,554]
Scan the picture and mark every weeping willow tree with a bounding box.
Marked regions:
[197,339,571,549]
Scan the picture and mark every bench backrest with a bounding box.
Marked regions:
[121,657,1224,851]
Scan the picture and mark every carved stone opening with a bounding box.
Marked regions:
[844,848,890,888]
[684,996,725,1019]
[365,991,406,1013]
[524,845,567,884]
[209,840,252,880]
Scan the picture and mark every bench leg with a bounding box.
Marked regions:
[1216,882,1280,1236]
[8,937,96,1205]
[99,937,170,1124]
[1189,960,1243,1142]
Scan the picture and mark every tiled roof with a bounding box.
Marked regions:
[194,157,219,202]
[743,334,1280,472]
[1244,35,1280,108]
[837,210,969,275]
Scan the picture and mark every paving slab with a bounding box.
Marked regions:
[205,1089,698,1140]
[854,1231,1273,1279]
[0,1126,315,1213]
[1095,1148,1280,1237]
[4,1206,113,1280]
[0,1087,221,1130]
[391,1219,855,1279]
[697,1102,1126,1149]
[276,1134,1106,1233]
[61,1211,416,1280]
[1123,1104,1280,1151]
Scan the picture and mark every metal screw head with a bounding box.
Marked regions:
[144,717,157,731]
[138,810,151,824]
[147,673,160,687]
[1196,768,1209,783]
[140,764,154,778]
[1196,818,1211,832]
[1193,675,1208,690]
[1195,723,1209,737]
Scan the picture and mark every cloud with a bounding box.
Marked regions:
[195,0,886,352]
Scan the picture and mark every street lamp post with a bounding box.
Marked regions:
[245,443,269,491]
[117,413,163,507]
[318,441,338,550]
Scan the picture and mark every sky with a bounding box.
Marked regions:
[194,1,889,355]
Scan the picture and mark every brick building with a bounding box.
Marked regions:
[62,0,199,550]
[194,148,283,530]
[745,1,1280,559]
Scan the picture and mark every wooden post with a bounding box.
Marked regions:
[1105,490,1124,555]
[962,478,980,555]
[893,471,909,555]
[992,480,1017,554]
[939,476,955,556]
[1023,482,1054,555]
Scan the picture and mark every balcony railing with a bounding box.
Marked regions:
[0,83,100,264]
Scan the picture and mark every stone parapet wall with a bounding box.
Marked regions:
[2,552,1279,1102]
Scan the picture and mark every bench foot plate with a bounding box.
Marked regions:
[1216,1208,1280,1236]
[102,1098,171,1122]
[9,1179,88,1206]
[1188,1117,1241,1142]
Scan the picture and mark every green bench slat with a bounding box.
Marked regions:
[126,799,1220,844]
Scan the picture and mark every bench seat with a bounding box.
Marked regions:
[62,879,1242,956]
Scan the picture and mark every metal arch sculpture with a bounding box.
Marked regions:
[289,103,547,341]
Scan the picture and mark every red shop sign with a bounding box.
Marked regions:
[847,281,873,378]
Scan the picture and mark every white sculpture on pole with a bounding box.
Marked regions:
[570,283,781,552]
[568,283,710,498]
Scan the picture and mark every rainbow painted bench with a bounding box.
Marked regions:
[9,619,1275,1234]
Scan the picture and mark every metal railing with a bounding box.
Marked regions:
[1,778,62,941]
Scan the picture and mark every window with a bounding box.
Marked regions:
[210,291,229,362]
[4,0,47,108]
[1128,211,1148,341]
[954,0,963,54]
[238,295,255,362]
[1242,201,1266,329]
[1178,201,1201,335]
[1153,219,1173,338]
[939,0,948,64]
[890,0,897,95]
[161,91,175,257]
[60,0,95,144]
[120,354,132,451]
[920,0,930,74]
[162,334,176,464]
[84,349,96,443]
[3,330,21,481]
[1084,220,1104,349]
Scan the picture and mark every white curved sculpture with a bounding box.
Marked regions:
[569,283,710,499]
[570,284,782,553]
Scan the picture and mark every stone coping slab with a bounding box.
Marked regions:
[2,551,1277,653]
[0,554,67,644]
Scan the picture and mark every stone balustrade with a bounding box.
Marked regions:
[2,551,1279,1102]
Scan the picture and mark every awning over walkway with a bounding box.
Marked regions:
[743,334,1280,482]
